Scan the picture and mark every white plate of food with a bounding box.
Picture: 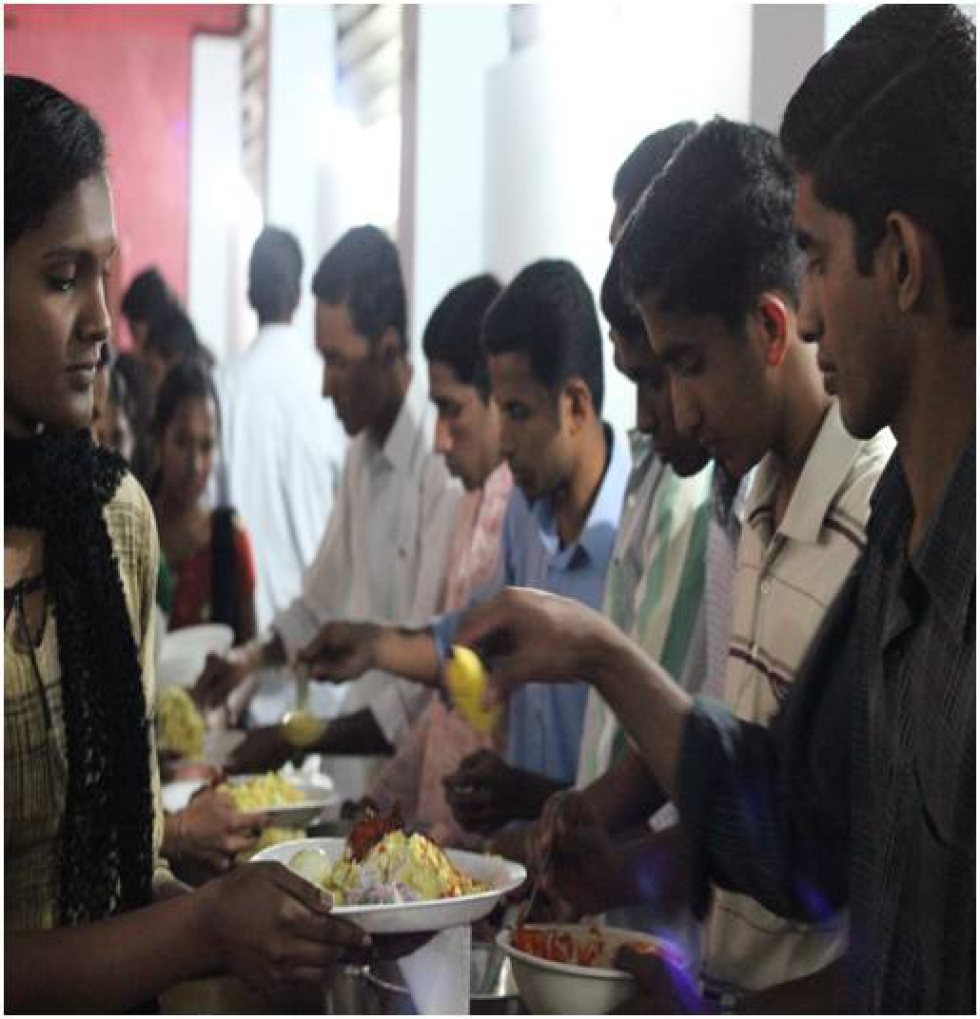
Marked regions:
[219,771,341,828]
[252,826,526,933]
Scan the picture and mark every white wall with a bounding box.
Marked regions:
[267,4,339,354]
[188,35,249,363]
[750,5,824,133]
[482,4,753,437]
[406,4,510,352]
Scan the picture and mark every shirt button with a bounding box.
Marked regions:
[760,579,771,596]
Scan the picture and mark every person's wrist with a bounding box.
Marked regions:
[175,810,189,857]
[366,623,386,671]
[187,881,224,976]
[585,622,639,700]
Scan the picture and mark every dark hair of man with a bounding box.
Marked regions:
[151,357,220,440]
[145,305,203,364]
[612,121,699,216]
[5,75,105,248]
[600,246,646,346]
[311,224,408,352]
[618,118,799,330]
[120,267,178,325]
[422,274,503,402]
[482,259,604,413]
[248,225,304,324]
[780,4,975,329]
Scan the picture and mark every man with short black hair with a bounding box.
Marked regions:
[198,225,460,761]
[215,225,348,725]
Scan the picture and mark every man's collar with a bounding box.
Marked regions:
[746,402,869,545]
[376,369,422,470]
[533,425,630,564]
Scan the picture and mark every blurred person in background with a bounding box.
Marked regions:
[197,225,461,763]
[150,359,257,647]
[121,265,180,352]
[142,303,211,403]
[119,266,182,484]
[90,345,134,462]
[216,225,347,727]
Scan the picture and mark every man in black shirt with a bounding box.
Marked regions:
[456,6,975,1012]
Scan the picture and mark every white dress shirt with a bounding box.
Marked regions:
[217,323,347,724]
[272,371,462,742]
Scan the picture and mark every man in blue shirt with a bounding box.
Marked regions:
[300,259,630,835]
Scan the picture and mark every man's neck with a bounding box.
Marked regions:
[770,354,832,528]
[553,421,610,548]
[259,313,294,328]
[894,327,974,551]
[369,361,412,448]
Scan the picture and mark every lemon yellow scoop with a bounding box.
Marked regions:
[445,645,500,734]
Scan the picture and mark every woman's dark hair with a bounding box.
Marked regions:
[145,305,203,365]
[422,274,502,402]
[5,75,106,248]
[781,4,975,329]
[311,225,408,352]
[120,267,179,326]
[482,259,604,413]
[618,118,799,330]
[151,358,220,440]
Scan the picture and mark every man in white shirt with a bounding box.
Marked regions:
[197,225,460,760]
[216,226,347,725]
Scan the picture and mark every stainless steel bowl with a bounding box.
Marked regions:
[364,942,522,1014]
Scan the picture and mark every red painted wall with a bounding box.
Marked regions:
[5,4,244,344]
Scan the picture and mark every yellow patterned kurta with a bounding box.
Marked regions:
[5,472,169,931]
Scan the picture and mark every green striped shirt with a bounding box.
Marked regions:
[577,437,712,787]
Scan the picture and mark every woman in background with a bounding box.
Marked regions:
[151,360,257,646]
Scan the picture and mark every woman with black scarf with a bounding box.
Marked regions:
[4,75,370,1011]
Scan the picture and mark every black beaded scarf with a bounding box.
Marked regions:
[5,429,155,926]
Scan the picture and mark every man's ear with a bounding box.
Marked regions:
[754,292,793,368]
[882,212,925,315]
[377,326,400,365]
[561,377,593,433]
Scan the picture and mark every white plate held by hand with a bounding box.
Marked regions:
[223,773,340,828]
[252,836,526,933]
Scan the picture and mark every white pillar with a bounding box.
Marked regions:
[188,34,246,363]
[402,3,509,356]
[266,4,338,352]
